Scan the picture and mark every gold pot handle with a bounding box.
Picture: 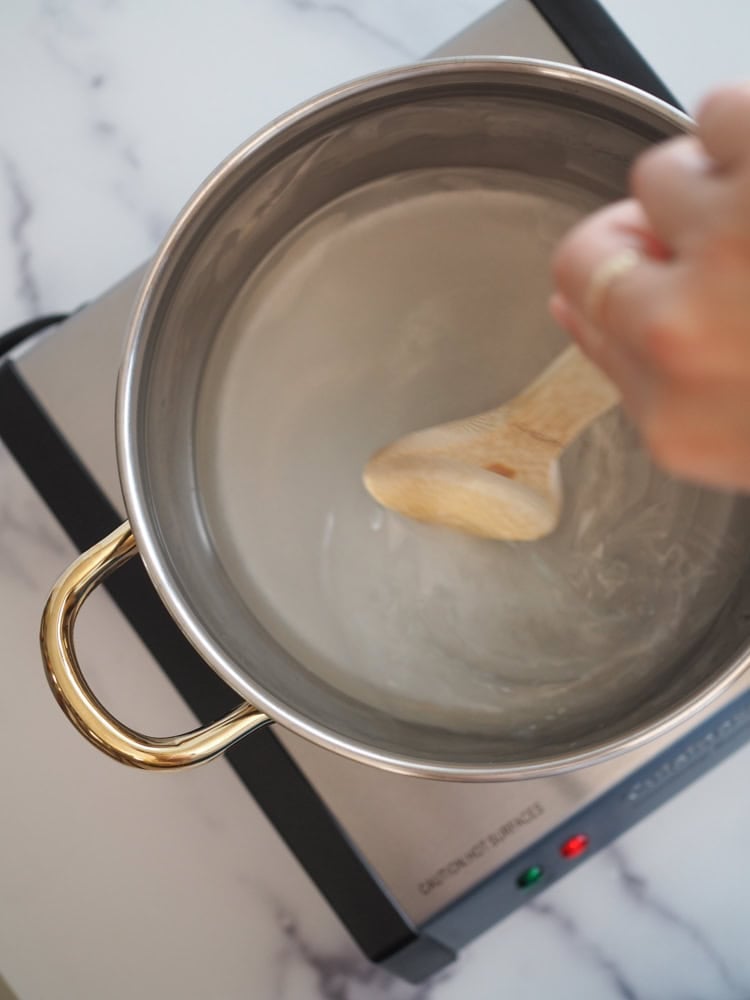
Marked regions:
[40,521,270,769]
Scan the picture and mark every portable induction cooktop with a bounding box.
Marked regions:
[3,0,750,985]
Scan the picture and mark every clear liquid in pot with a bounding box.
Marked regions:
[196,169,749,737]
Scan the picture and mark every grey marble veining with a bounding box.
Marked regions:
[286,0,418,59]
[0,153,41,316]
[0,0,499,329]
[607,844,745,998]
[529,898,641,1000]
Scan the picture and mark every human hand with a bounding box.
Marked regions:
[550,83,750,492]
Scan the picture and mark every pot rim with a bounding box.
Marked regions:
[117,56,749,782]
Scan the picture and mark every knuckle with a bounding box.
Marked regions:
[697,82,750,128]
[629,140,683,198]
[641,320,680,369]
[639,316,702,380]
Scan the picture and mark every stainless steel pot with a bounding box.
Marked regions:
[41,58,750,780]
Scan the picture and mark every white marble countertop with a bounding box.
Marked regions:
[2,3,750,999]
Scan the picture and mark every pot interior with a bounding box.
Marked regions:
[126,64,750,775]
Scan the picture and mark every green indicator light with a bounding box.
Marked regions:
[516,865,544,889]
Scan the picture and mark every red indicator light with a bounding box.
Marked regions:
[560,833,590,859]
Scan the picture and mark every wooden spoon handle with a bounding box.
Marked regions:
[504,344,620,449]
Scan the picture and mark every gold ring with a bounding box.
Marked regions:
[584,247,641,326]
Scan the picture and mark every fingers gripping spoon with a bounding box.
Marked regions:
[363,345,620,541]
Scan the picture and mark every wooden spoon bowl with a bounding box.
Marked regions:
[363,345,620,541]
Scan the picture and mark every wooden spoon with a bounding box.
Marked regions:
[363,345,620,541]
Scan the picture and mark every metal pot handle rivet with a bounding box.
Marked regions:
[40,521,270,769]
